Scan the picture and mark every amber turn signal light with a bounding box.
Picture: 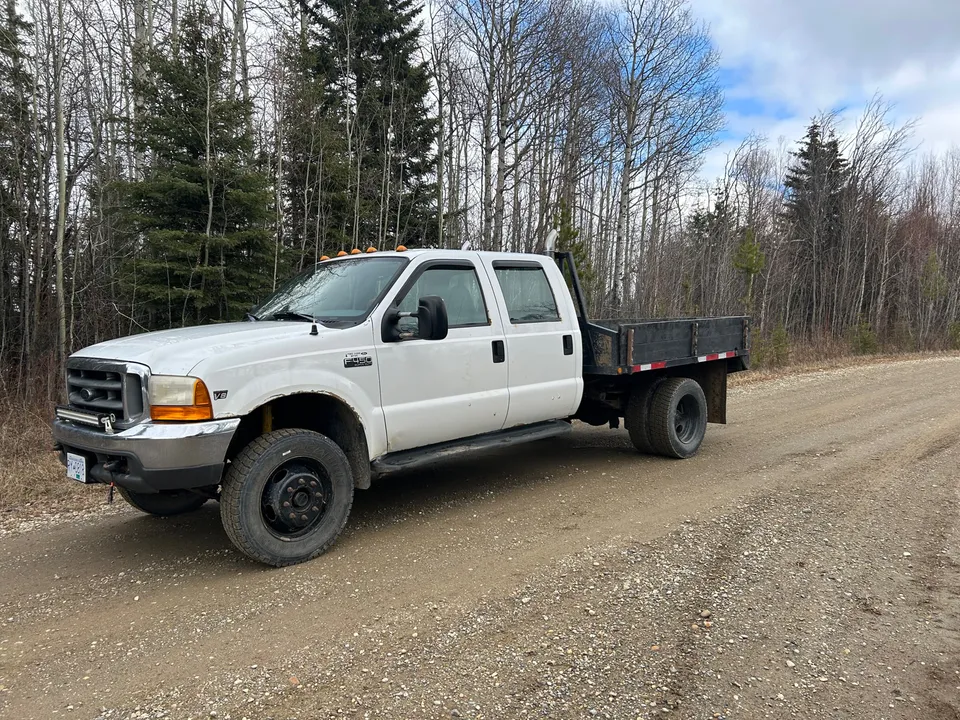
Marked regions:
[150,380,213,422]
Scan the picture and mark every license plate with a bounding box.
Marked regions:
[66,452,88,483]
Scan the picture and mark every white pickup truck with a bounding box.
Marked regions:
[53,248,749,566]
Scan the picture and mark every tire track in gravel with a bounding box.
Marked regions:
[646,417,960,720]
[256,417,960,720]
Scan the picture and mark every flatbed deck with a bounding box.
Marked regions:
[552,252,750,378]
[583,315,750,375]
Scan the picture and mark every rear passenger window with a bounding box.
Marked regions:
[494,266,560,323]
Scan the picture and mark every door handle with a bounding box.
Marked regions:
[562,334,573,355]
[492,340,505,363]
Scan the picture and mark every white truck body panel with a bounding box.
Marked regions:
[72,322,312,377]
[480,252,583,427]
[64,249,584,462]
[51,247,744,565]
[373,252,511,452]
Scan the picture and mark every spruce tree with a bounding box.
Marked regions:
[304,0,438,248]
[122,8,272,329]
[0,4,35,248]
[781,122,849,329]
[554,200,594,305]
[687,184,733,314]
[733,227,765,313]
[0,0,33,208]
[278,39,351,269]
[783,123,848,247]
[0,0,37,359]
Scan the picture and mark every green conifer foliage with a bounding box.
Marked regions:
[0,0,38,352]
[304,0,438,248]
[554,200,594,304]
[733,227,765,313]
[278,40,352,269]
[122,9,272,328]
[781,122,849,330]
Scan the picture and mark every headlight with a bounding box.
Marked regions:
[148,376,213,421]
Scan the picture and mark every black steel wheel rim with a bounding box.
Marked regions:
[260,459,332,540]
[674,394,702,444]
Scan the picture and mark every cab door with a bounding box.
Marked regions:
[483,257,583,427]
[374,256,509,453]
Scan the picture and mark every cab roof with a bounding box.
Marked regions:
[321,248,554,263]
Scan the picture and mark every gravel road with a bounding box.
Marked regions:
[1,357,958,720]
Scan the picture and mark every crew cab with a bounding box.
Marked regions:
[52,248,750,566]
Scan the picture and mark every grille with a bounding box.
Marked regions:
[66,363,144,423]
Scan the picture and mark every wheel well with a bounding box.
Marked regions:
[226,394,372,489]
[580,361,728,424]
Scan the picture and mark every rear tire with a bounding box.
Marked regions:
[118,487,207,517]
[624,378,665,454]
[648,378,707,459]
[220,429,354,567]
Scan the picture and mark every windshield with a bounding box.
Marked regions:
[251,256,408,325]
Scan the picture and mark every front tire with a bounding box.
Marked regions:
[220,429,354,567]
[648,378,708,459]
[118,487,207,517]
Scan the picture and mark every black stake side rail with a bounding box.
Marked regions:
[552,251,751,377]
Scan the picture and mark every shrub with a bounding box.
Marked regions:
[948,321,960,350]
[850,317,879,355]
[768,324,790,366]
[752,323,790,368]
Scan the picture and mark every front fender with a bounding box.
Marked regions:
[203,366,386,460]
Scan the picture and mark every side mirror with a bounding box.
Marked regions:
[415,296,448,340]
[381,295,449,342]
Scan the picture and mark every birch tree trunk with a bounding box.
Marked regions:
[52,0,67,366]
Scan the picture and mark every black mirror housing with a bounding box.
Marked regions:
[416,296,448,340]
[381,295,449,342]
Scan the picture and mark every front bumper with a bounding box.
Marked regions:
[52,417,240,494]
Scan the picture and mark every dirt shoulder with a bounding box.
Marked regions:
[728,349,960,387]
[0,356,958,720]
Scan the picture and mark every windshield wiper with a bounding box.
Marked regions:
[266,310,316,322]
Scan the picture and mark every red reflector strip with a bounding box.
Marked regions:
[632,361,667,372]
[697,350,737,362]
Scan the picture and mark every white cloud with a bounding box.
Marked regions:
[688,0,960,182]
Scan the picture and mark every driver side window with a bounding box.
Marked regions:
[396,266,489,333]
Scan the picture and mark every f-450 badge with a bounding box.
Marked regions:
[343,352,373,368]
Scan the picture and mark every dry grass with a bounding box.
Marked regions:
[0,402,102,518]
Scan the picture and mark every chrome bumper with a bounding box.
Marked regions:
[52,417,240,493]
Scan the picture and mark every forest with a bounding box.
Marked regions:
[2,0,959,402]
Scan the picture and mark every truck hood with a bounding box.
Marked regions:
[72,322,326,376]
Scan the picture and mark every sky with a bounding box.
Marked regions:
[687,0,960,188]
